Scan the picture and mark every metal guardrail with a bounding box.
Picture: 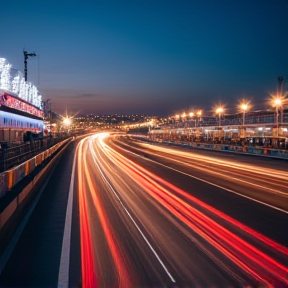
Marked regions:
[0,137,70,173]
[153,140,288,159]
[0,138,72,199]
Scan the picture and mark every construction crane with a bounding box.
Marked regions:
[23,50,36,81]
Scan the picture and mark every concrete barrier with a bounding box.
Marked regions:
[160,140,288,160]
[35,154,43,166]
[0,198,17,229]
[0,138,71,199]
[25,158,36,175]
[13,163,26,186]
[277,150,288,159]
[7,170,14,190]
[0,173,8,198]
[246,147,263,155]
[17,181,34,205]
[0,138,72,250]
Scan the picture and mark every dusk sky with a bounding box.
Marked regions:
[1,0,288,116]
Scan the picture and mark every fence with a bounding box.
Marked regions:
[0,136,70,173]
[0,138,71,199]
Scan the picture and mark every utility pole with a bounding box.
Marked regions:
[23,50,36,81]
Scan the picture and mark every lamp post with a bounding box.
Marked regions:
[240,103,248,126]
[181,112,186,127]
[216,107,223,127]
[274,98,282,137]
[174,114,179,128]
[63,117,72,136]
[189,112,194,127]
[196,110,202,127]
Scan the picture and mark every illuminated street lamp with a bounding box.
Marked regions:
[196,110,202,117]
[196,110,202,127]
[216,107,224,127]
[174,114,180,127]
[274,98,282,137]
[63,117,71,126]
[240,103,248,126]
[62,117,72,135]
[181,112,187,127]
[188,112,195,127]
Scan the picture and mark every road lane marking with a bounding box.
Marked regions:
[57,151,77,288]
[89,138,176,284]
[114,141,288,214]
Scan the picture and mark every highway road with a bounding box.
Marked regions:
[0,132,287,287]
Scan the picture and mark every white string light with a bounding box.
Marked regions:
[0,57,42,109]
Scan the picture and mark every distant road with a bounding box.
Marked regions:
[0,132,287,287]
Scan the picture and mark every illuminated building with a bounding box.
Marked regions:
[0,58,44,142]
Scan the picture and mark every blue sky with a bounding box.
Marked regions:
[0,0,288,116]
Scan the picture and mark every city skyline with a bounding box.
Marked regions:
[0,0,288,116]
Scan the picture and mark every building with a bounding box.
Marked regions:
[0,58,44,142]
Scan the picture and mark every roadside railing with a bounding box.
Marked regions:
[0,136,70,173]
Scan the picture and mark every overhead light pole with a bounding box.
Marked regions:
[216,107,224,127]
[189,112,194,127]
[240,103,248,126]
[196,110,202,127]
[274,98,282,137]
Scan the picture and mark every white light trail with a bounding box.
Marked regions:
[88,133,176,284]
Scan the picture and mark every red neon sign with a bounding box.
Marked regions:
[0,93,43,118]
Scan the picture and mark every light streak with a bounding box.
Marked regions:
[88,136,176,284]
[109,139,288,253]
[113,139,288,212]
[78,139,98,287]
[77,134,131,287]
[76,133,288,286]
[96,133,288,286]
[139,143,288,181]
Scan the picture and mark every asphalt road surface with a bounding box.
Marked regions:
[0,132,287,288]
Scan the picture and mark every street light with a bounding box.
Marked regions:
[174,114,180,128]
[189,112,194,127]
[196,110,202,127]
[63,117,71,126]
[181,112,187,127]
[216,107,224,127]
[274,98,282,137]
[240,103,248,126]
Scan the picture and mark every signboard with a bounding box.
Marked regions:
[0,93,43,118]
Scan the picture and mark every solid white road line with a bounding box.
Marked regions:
[116,142,288,214]
[57,152,77,288]
[89,139,176,284]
